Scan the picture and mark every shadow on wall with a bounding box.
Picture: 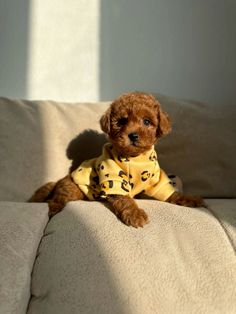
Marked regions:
[99,0,158,100]
[99,0,236,105]
[0,0,30,98]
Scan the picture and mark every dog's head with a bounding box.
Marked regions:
[100,92,171,157]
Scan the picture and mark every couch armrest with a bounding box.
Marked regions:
[0,202,49,314]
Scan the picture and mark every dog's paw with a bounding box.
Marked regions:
[120,208,149,228]
[167,192,206,208]
[181,196,205,208]
[170,194,206,207]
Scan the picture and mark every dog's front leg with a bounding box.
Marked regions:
[48,175,85,217]
[107,195,149,228]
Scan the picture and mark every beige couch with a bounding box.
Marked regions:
[0,94,236,314]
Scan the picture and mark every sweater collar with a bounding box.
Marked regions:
[105,143,157,163]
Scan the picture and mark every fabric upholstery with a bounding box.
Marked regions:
[0,95,235,202]
[28,199,236,314]
[0,202,48,314]
[0,97,110,202]
[156,93,236,198]
[206,198,236,249]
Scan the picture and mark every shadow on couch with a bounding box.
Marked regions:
[28,207,126,313]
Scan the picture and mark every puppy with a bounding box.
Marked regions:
[30,92,205,227]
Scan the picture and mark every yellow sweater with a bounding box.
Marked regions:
[71,143,176,201]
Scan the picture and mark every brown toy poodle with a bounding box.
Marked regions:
[30,92,205,228]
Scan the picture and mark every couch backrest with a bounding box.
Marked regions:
[0,95,235,201]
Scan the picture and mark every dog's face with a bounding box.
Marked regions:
[100,92,171,157]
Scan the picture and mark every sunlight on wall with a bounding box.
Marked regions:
[18,0,236,104]
[27,0,100,102]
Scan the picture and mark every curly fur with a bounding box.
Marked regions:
[30,92,205,227]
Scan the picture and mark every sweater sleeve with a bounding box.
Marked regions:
[145,168,176,201]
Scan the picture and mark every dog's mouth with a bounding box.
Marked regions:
[126,139,153,156]
[129,141,151,151]
[130,141,139,147]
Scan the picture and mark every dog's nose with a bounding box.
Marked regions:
[128,132,139,142]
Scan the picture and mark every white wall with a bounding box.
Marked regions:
[0,0,235,104]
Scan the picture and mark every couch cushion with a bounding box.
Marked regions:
[0,95,235,201]
[28,200,236,314]
[0,202,48,314]
[0,97,109,201]
[155,93,236,198]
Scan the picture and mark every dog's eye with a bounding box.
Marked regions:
[143,118,151,126]
[118,118,128,126]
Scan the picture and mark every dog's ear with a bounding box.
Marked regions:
[100,107,111,134]
[156,105,172,137]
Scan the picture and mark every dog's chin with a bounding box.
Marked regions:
[111,139,153,157]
